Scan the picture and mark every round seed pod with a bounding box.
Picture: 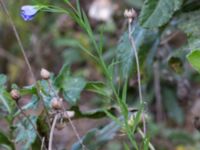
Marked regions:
[40,68,50,80]
[51,97,62,110]
[10,89,21,101]
[55,121,66,130]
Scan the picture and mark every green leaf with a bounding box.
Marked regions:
[71,118,122,150]
[116,23,157,79]
[139,0,183,28]
[14,116,38,150]
[123,143,130,150]
[85,81,111,98]
[14,95,39,117]
[125,0,144,9]
[63,77,86,105]
[0,89,16,115]
[69,106,116,119]
[187,50,200,73]
[178,10,200,50]
[38,80,57,108]
[0,74,7,86]
[20,85,37,96]
[54,64,70,88]
[55,65,86,105]
[0,131,14,150]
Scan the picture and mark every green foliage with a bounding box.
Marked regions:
[71,118,122,150]
[70,106,116,119]
[14,116,38,150]
[117,23,158,79]
[139,0,183,28]
[1,0,200,149]
[55,64,86,105]
[0,131,14,150]
[178,10,200,50]
[0,83,16,116]
[126,0,144,8]
[14,95,39,117]
[85,81,111,98]
[187,50,200,73]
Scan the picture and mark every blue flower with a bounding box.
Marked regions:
[21,5,39,21]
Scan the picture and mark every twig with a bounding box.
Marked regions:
[48,114,58,150]
[0,0,51,128]
[128,21,146,134]
[153,61,163,122]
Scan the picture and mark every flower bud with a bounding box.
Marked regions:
[21,5,39,21]
[40,68,50,80]
[51,97,62,110]
[10,89,21,101]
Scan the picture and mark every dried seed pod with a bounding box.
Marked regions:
[56,121,66,130]
[124,8,137,23]
[51,97,62,110]
[40,68,50,80]
[64,111,75,118]
[10,89,21,101]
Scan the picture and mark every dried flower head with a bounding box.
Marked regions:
[10,89,21,101]
[51,97,62,110]
[40,68,50,80]
[124,8,137,23]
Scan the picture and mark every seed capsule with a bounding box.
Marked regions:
[56,122,66,130]
[40,68,50,80]
[10,89,21,101]
[51,97,62,110]
[124,9,137,23]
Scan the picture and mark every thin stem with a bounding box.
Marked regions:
[48,114,58,150]
[41,137,45,150]
[0,0,51,128]
[128,21,146,134]
[138,128,155,150]
[63,110,87,150]
[128,23,143,104]
[47,80,87,150]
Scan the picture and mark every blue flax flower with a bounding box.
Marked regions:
[21,5,39,21]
